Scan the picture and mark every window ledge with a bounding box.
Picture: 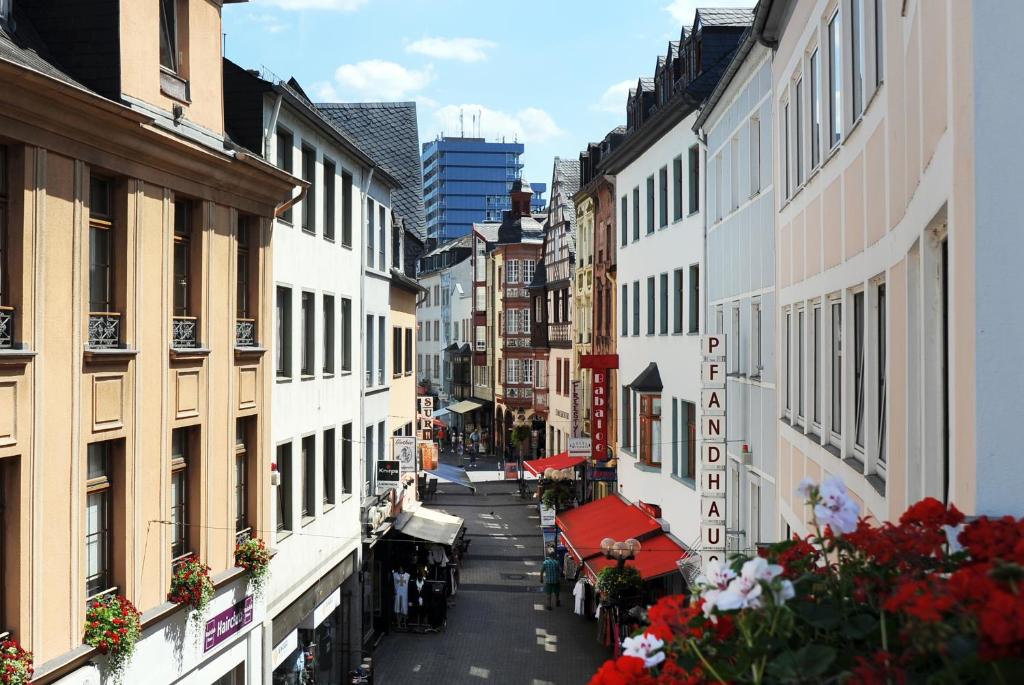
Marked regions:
[806,430,822,444]
[670,474,697,490]
[866,472,886,497]
[323,373,335,379]
[275,530,293,545]
[633,461,662,473]
[0,347,37,367]
[844,454,865,473]
[299,374,316,381]
[301,515,316,528]
[323,503,336,514]
[169,346,211,361]
[823,442,842,460]
[276,376,293,384]
[235,345,266,359]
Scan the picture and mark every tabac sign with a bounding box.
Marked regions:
[700,334,727,568]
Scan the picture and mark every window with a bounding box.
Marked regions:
[301,145,316,234]
[237,217,256,326]
[730,137,740,211]
[751,299,762,375]
[0,145,8,310]
[341,172,353,247]
[673,269,684,334]
[301,292,314,376]
[810,49,822,168]
[716,305,725,335]
[159,0,182,74]
[797,308,806,421]
[794,78,804,186]
[659,166,668,228]
[876,282,887,467]
[506,358,520,384]
[783,101,790,198]
[646,176,655,234]
[749,479,762,544]
[89,177,115,316]
[524,259,536,285]
[678,400,696,479]
[323,295,335,375]
[851,0,865,120]
[507,259,521,284]
[639,395,662,465]
[750,118,761,196]
[276,287,292,378]
[688,146,700,214]
[392,327,402,378]
[86,442,114,598]
[659,273,669,334]
[378,316,386,385]
[673,156,683,221]
[365,314,374,386]
[404,328,413,374]
[875,0,884,85]
[632,280,640,336]
[392,217,402,269]
[170,428,192,564]
[646,276,655,336]
[301,435,315,521]
[620,196,628,246]
[621,283,629,337]
[367,198,379,267]
[323,159,336,241]
[523,358,533,385]
[688,265,700,333]
[172,199,193,317]
[341,423,353,495]
[341,298,352,372]
[276,129,293,223]
[378,205,386,270]
[828,10,843,146]
[831,300,843,438]
[813,304,822,425]
[854,290,865,450]
[621,388,632,451]
[632,187,640,240]
[732,306,741,374]
[364,426,374,494]
[276,443,292,535]
[235,420,251,538]
[785,309,792,412]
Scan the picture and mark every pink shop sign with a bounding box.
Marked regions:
[204,595,254,652]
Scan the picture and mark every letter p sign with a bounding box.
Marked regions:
[702,335,725,359]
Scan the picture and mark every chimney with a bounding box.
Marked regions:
[510,177,533,218]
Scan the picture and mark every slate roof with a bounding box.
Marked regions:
[696,7,755,28]
[0,8,86,90]
[550,157,581,249]
[638,77,656,91]
[629,363,664,392]
[318,102,427,239]
[472,222,501,243]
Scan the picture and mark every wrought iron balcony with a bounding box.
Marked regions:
[236,318,257,347]
[0,306,13,349]
[88,312,121,349]
[171,316,199,349]
[235,526,252,547]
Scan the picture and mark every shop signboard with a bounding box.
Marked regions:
[539,502,556,527]
[586,464,617,481]
[272,629,299,670]
[570,380,582,438]
[301,588,341,630]
[504,459,519,481]
[204,595,254,652]
[393,436,417,473]
[419,441,439,471]
[700,335,727,569]
[580,355,618,463]
[567,436,591,458]
[376,460,400,493]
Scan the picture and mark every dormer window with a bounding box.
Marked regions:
[160,0,179,73]
[159,0,189,100]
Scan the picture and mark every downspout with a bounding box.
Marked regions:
[359,164,377,502]
[263,93,308,218]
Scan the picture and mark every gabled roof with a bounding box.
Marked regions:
[318,102,427,239]
[629,363,663,392]
[695,7,756,28]
[638,77,656,91]
[472,222,502,244]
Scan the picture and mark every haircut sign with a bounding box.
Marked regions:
[700,335,727,568]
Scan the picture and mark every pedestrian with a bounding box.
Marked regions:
[541,551,561,610]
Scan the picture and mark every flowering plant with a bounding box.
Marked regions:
[541,480,575,510]
[234,537,271,598]
[168,555,215,616]
[0,639,32,685]
[590,476,1024,684]
[597,565,643,606]
[83,593,141,682]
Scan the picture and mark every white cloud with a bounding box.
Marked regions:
[406,37,496,63]
[331,60,434,100]
[310,80,340,101]
[431,104,562,144]
[592,79,633,114]
[246,12,288,33]
[257,0,368,10]
[663,0,754,24]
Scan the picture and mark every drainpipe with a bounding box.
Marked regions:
[262,93,308,218]
[359,164,377,503]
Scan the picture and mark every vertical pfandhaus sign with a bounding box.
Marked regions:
[700,335,726,568]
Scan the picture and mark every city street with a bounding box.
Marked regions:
[373,479,608,685]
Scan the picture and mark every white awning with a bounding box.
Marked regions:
[446,399,483,414]
[394,503,465,546]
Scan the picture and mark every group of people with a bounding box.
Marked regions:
[449,427,481,466]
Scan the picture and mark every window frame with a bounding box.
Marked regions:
[86,442,114,600]
[301,144,316,235]
[658,165,669,228]
[688,146,700,214]
[828,9,843,148]
[276,286,292,379]
[276,443,292,536]
[323,158,336,242]
[646,276,656,336]
[638,393,663,466]
[301,434,316,523]
[322,294,335,375]
[646,175,655,235]
[300,291,315,377]
[687,264,700,334]
[673,155,684,221]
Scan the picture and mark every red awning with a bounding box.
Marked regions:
[583,533,687,582]
[556,495,663,563]
[524,452,585,476]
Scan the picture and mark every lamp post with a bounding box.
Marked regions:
[600,537,642,570]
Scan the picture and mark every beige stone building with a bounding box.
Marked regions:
[759,0,1024,531]
[0,1,297,682]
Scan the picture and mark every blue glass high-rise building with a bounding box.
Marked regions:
[422,136,547,241]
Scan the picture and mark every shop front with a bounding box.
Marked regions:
[270,552,359,685]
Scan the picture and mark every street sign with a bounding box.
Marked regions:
[567,437,591,458]
[376,460,400,493]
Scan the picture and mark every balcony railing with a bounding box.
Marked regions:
[85,585,119,609]
[506,386,533,399]
[549,322,571,344]
[0,306,13,349]
[172,316,199,349]
[235,526,252,547]
[171,552,194,574]
[88,312,121,349]
[236,318,257,347]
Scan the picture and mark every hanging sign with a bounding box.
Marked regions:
[570,380,582,438]
[376,460,400,493]
[393,436,417,473]
[700,334,727,569]
[580,355,618,463]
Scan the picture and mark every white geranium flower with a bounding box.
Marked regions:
[715,574,764,611]
[773,579,796,604]
[741,557,784,583]
[621,632,666,668]
[814,475,860,534]
[697,560,737,617]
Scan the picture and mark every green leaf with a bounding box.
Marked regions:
[793,599,842,629]
[766,644,837,683]
[841,613,878,640]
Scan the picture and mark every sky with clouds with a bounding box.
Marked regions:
[225,0,754,185]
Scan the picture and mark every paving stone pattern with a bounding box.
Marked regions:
[372,480,609,685]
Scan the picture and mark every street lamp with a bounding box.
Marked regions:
[542,467,574,482]
[600,537,642,569]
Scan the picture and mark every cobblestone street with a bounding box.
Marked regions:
[372,479,608,685]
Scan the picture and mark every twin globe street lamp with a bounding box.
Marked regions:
[600,537,642,569]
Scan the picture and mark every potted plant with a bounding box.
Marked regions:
[0,638,32,685]
[168,556,215,634]
[596,565,643,607]
[83,593,141,683]
[234,537,271,599]
[541,480,575,510]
